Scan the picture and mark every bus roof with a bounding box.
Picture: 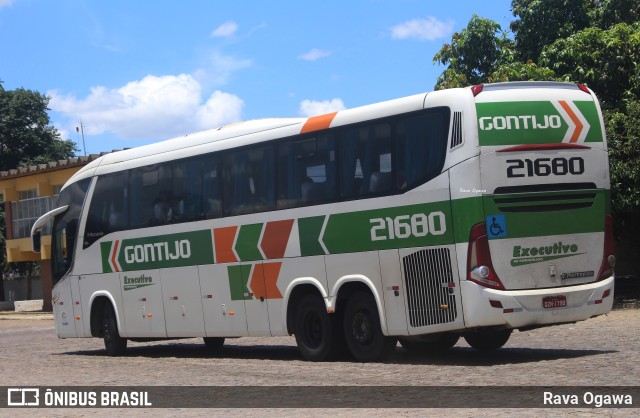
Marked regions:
[65,92,432,186]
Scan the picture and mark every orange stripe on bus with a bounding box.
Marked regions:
[213,226,238,263]
[260,219,294,259]
[300,112,338,134]
[111,240,120,272]
[249,262,283,300]
[558,100,583,143]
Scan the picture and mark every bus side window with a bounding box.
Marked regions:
[339,123,392,198]
[84,172,129,248]
[395,110,449,190]
[223,145,276,216]
[203,155,221,218]
[174,158,204,222]
[130,164,173,227]
[277,134,336,209]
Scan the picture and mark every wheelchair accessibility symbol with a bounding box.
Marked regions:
[486,214,507,239]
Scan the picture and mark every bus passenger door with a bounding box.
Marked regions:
[199,264,248,337]
[161,266,205,338]
[120,269,167,337]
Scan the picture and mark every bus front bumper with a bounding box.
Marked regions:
[460,276,614,330]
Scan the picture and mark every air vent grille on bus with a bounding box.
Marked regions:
[402,248,457,328]
[450,112,463,149]
[492,183,597,213]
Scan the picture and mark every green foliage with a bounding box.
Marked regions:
[433,15,514,89]
[588,0,640,28]
[0,81,77,300]
[490,61,559,83]
[606,100,640,212]
[0,82,77,171]
[434,0,640,276]
[510,0,591,62]
[539,22,640,108]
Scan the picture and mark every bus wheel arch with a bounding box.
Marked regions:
[333,278,387,334]
[101,301,127,356]
[89,295,115,338]
[334,281,396,362]
[287,283,344,361]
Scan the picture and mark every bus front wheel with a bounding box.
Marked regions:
[464,329,512,351]
[102,303,127,356]
[343,291,396,362]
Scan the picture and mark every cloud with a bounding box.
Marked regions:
[211,21,238,38]
[390,16,453,41]
[0,0,14,8]
[194,50,252,86]
[299,48,332,61]
[299,98,346,117]
[49,74,244,140]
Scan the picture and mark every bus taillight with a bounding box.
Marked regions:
[471,84,483,96]
[467,223,505,290]
[597,214,615,281]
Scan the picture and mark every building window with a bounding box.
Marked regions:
[10,188,60,239]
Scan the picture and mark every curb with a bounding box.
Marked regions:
[0,311,53,320]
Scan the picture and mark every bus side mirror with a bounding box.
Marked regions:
[32,230,42,253]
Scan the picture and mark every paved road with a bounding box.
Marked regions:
[1,309,638,416]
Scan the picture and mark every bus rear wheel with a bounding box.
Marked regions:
[102,303,127,356]
[464,329,512,351]
[343,291,396,362]
[294,294,343,361]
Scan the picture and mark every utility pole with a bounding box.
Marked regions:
[76,123,87,156]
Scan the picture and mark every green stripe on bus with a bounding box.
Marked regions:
[574,101,604,143]
[228,264,252,300]
[451,196,485,244]
[111,230,214,272]
[235,223,264,261]
[100,241,113,273]
[482,189,606,239]
[476,101,603,146]
[320,201,455,254]
[299,216,326,256]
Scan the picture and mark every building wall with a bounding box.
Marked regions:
[1,166,84,311]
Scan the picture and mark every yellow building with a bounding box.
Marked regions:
[1,154,109,310]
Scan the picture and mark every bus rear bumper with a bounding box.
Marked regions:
[460,276,614,330]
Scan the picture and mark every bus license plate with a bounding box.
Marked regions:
[543,296,567,309]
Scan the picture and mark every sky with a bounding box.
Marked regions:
[0,0,513,156]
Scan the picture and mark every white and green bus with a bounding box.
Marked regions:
[32,81,615,362]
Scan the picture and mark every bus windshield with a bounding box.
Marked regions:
[51,178,91,285]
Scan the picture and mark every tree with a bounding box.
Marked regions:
[433,1,640,278]
[433,15,514,89]
[510,0,591,62]
[0,81,77,302]
[538,22,640,108]
[606,100,640,276]
[0,82,76,170]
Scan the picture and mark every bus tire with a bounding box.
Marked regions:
[294,294,341,361]
[203,337,225,352]
[102,303,127,356]
[343,290,396,362]
[464,329,512,351]
[399,333,460,354]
